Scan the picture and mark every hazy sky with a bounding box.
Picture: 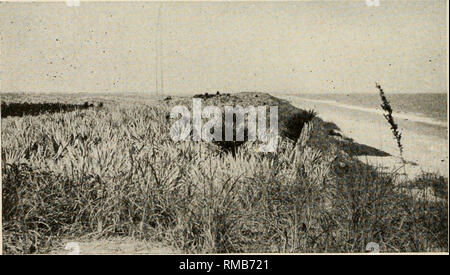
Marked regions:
[0,1,448,95]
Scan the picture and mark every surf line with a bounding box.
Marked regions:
[291,97,447,128]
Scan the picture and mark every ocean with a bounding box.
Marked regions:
[292,93,448,125]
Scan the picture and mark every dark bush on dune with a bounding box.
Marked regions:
[213,112,249,157]
[1,102,96,118]
[189,92,319,155]
[284,109,318,141]
[193,92,226,99]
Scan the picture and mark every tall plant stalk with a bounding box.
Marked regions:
[376,83,404,161]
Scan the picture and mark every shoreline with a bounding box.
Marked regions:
[280,95,449,177]
[290,97,448,128]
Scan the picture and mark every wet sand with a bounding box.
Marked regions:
[281,95,449,177]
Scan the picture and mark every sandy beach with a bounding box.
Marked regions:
[281,95,449,177]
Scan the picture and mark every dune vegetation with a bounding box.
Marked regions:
[1,92,448,254]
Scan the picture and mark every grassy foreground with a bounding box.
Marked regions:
[1,92,448,254]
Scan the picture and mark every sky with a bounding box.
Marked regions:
[0,0,448,95]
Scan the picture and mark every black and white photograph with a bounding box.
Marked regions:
[0,0,448,256]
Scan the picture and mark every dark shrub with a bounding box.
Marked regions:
[213,112,249,157]
[1,102,96,118]
[284,109,318,141]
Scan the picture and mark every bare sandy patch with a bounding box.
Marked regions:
[50,237,181,255]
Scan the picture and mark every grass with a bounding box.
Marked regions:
[1,93,448,254]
